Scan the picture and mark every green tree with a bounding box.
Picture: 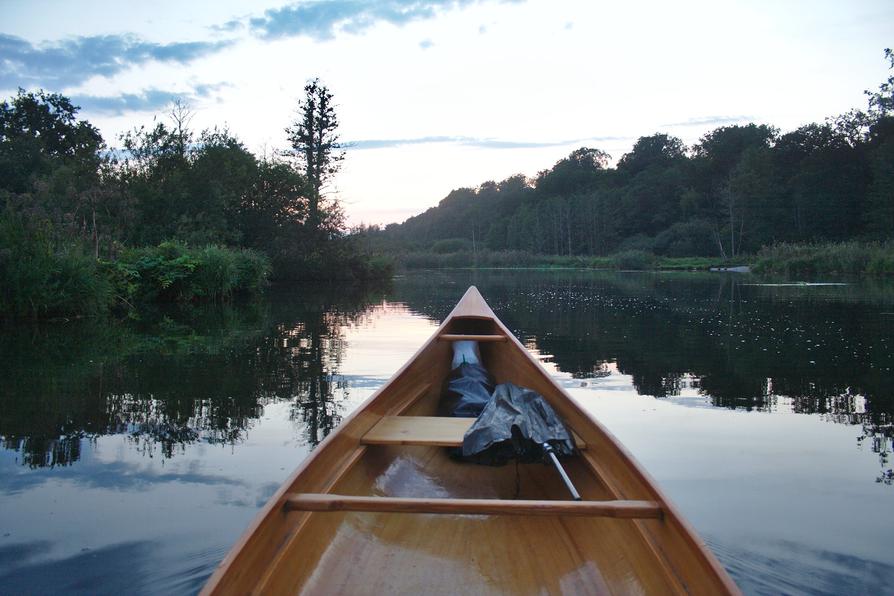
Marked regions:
[617,133,686,177]
[184,127,258,245]
[691,124,777,257]
[286,79,344,230]
[0,89,103,196]
[536,147,610,198]
[864,117,894,238]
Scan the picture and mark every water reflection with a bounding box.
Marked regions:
[1,270,894,595]
[0,282,390,467]
[390,270,894,480]
[2,271,892,481]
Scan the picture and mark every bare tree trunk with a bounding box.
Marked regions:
[728,189,736,258]
[92,208,99,259]
[713,227,727,259]
[566,204,572,255]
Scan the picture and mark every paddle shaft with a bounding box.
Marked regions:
[542,442,581,501]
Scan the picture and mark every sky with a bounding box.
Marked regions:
[2,0,892,225]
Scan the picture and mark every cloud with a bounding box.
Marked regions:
[211,19,245,33]
[0,456,248,495]
[248,0,517,40]
[419,38,435,49]
[663,115,755,127]
[72,82,231,116]
[349,134,629,150]
[0,33,234,90]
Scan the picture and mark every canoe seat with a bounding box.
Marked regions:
[438,333,507,342]
[361,416,586,450]
[283,494,662,519]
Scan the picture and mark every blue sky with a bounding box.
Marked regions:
[3,0,892,225]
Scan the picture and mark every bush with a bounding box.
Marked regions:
[431,238,472,254]
[271,236,393,281]
[108,242,270,305]
[752,242,894,277]
[610,249,657,270]
[616,234,656,253]
[0,211,111,318]
[652,220,717,257]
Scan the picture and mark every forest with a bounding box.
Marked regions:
[368,50,894,273]
[0,81,390,318]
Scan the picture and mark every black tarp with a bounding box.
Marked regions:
[459,382,575,466]
[445,362,495,418]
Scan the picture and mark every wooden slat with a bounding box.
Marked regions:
[438,334,507,342]
[284,494,662,519]
[361,416,587,450]
[362,416,475,446]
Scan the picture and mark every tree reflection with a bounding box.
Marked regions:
[0,282,389,466]
[393,270,894,481]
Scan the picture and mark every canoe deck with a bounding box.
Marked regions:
[361,415,587,449]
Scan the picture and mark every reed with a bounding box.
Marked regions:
[752,242,894,277]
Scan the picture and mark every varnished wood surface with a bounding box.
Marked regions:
[284,494,663,518]
[361,415,477,446]
[361,415,587,449]
[201,286,740,596]
[438,333,507,342]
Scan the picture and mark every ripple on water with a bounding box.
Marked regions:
[708,536,894,596]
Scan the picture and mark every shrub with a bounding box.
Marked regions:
[431,238,472,254]
[616,234,656,253]
[652,220,717,257]
[271,237,393,281]
[752,242,894,277]
[0,211,111,318]
[109,242,270,305]
[611,249,657,270]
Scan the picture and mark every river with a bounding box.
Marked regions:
[1,269,892,594]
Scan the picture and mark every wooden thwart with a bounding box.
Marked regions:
[361,416,586,450]
[284,494,663,519]
[438,334,507,342]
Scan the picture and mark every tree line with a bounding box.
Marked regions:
[371,50,894,262]
[0,80,389,317]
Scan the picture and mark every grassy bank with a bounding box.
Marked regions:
[395,242,894,277]
[752,242,894,277]
[397,249,735,271]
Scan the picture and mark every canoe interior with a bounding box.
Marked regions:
[203,293,737,595]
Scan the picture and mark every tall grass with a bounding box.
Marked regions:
[0,212,111,318]
[752,242,894,277]
[395,248,727,271]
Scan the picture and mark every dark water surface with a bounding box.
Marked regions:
[1,270,892,595]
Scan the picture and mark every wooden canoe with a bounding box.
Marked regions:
[201,286,739,595]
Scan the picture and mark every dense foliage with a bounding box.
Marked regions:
[372,51,894,266]
[0,82,390,318]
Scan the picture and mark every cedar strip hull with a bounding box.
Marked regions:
[201,287,740,595]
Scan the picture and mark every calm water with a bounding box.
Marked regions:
[1,270,893,595]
